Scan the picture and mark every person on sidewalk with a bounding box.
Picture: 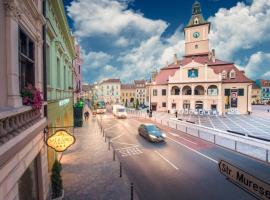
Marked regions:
[84,111,89,121]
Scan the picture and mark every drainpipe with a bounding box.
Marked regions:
[247,83,252,114]
[43,0,47,117]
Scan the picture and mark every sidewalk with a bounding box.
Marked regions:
[61,113,136,200]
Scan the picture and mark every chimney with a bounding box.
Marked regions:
[208,51,212,61]
[174,53,178,64]
[212,49,216,62]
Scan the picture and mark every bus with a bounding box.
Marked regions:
[96,100,106,114]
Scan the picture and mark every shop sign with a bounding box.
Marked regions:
[231,89,238,108]
[219,160,270,200]
[46,129,75,152]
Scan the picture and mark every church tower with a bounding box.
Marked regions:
[184,1,210,56]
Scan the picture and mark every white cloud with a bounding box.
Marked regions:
[115,37,129,47]
[244,51,270,79]
[82,51,113,69]
[209,0,270,60]
[67,0,167,37]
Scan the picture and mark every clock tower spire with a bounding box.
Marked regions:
[184,1,211,56]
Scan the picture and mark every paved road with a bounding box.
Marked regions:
[100,113,270,200]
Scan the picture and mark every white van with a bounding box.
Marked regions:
[113,105,127,118]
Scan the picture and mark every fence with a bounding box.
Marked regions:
[127,109,270,163]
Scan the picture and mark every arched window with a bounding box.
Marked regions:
[194,85,205,95]
[222,70,227,79]
[230,70,236,79]
[171,86,180,95]
[182,86,192,95]
[207,85,218,96]
[194,17,199,25]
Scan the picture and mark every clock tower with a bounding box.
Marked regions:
[184,1,210,56]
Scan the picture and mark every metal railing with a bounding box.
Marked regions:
[127,110,270,163]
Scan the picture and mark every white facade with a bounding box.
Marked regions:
[98,80,121,104]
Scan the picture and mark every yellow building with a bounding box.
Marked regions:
[121,84,136,106]
[150,1,252,115]
[252,82,261,104]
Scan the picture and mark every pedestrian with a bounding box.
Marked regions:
[267,109,269,113]
[84,111,89,121]
[175,111,178,118]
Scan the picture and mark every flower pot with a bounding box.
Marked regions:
[51,189,64,200]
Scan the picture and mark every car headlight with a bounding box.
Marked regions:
[161,133,166,138]
[149,135,157,139]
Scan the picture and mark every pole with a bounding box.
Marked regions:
[120,162,122,177]
[113,150,116,161]
[131,183,134,200]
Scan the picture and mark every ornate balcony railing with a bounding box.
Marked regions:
[0,107,42,145]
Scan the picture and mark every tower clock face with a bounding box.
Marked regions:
[193,32,200,38]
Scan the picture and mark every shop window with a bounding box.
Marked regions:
[162,102,166,107]
[162,89,166,96]
[19,28,35,92]
[238,88,244,96]
[153,89,157,96]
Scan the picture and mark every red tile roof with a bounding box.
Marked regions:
[121,84,136,89]
[156,55,252,84]
[102,78,121,83]
[258,79,270,87]
[134,80,146,84]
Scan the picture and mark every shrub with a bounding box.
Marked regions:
[51,160,63,198]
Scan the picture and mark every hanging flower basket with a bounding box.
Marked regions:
[21,84,43,110]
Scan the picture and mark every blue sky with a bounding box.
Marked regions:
[64,0,270,84]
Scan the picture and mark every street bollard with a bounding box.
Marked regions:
[185,126,187,133]
[105,136,107,142]
[120,162,122,177]
[108,140,111,150]
[103,129,105,137]
[198,130,200,138]
[113,150,116,161]
[131,183,134,200]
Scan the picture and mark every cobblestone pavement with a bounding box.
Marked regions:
[61,111,137,200]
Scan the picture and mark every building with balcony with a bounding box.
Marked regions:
[98,79,121,104]
[150,1,252,115]
[121,84,136,106]
[0,0,49,199]
[134,80,147,105]
[252,82,261,104]
[45,0,76,170]
[255,79,270,104]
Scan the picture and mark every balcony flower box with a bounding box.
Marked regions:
[21,84,43,110]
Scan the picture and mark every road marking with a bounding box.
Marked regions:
[168,132,197,145]
[154,150,179,170]
[115,145,140,151]
[111,141,137,146]
[111,133,125,141]
[167,136,218,164]
[104,124,118,131]
[117,146,143,157]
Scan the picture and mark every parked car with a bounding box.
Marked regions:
[138,124,166,142]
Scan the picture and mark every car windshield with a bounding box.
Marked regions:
[146,125,161,135]
[117,108,125,112]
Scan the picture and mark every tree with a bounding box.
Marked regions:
[136,99,139,110]
[51,160,63,198]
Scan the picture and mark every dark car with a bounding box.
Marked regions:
[138,124,166,142]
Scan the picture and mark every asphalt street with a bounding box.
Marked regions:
[99,112,270,200]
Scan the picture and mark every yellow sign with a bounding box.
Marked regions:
[46,129,75,152]
[219,160,270,200]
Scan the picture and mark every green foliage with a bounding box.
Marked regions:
[51,160,63,198]
[125,99,128,107]
[136,99,139,110]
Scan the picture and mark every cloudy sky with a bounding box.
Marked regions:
[64,0,270,84]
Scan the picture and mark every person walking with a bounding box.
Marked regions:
[84,111,89,121]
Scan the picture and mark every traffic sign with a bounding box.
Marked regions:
[219,160,270,200]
